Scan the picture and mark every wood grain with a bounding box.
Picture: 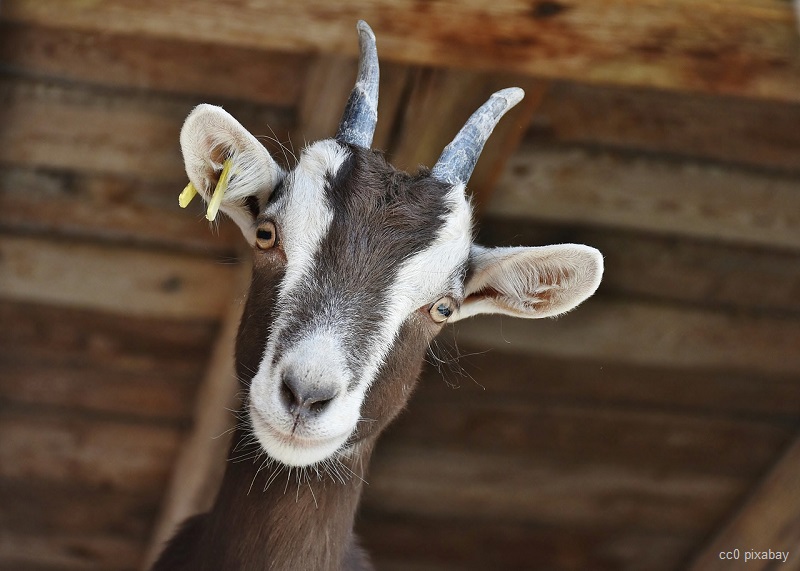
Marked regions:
[478,217,800,315]
[688,437,800,571]
[0,359,197,422]
[0,530,142,571]
[4,0,799,102]
[364,445,744,533]
[0,76,293,181]
[418,346,800,419]
[0,479,155,538]
[387,68,544,207]
[0,235,237,319]
[532,81,800,173]
[383,392,793,477]
[489,143,800,250]
[451,299,800,376]
[359,512,694,571]
[0,410,181,495]
[0,167,240,255]
[0,300,218,368]
[0,21,307,106]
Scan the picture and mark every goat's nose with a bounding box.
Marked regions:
[279,373,337,417]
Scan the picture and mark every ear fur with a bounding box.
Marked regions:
[449,244,603,322]
[180,104,284,243]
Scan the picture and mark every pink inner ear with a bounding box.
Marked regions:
[472,283,551,313]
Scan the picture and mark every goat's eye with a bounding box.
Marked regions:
[429,297,454,323]
[255,221,277,250]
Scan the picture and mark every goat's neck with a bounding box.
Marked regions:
[198,426,374,570]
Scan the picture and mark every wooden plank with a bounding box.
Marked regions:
[296,56,413,151]
[0,167,240,255]
[489,143,800,250]
[0,21,307,106]
[0,480,154,570]
[0,300,217,370]
[0,359,197,422]
[142,262,249,569]
[478,218,800,316]
[364,445,744,533]
[3,0,799,102]
[688,437,800,571]
[0,479,156,538]
[387,69,544,206]
[297,54,358,144]
[358,512,695,571]
[383,394,793,478]
[0,235,237,319]
[0,531,141,571]
[0,76,293,181]
[532,81,800,173]
[0,410,181,495]
[450,299,800,377]
[419,346,800,419]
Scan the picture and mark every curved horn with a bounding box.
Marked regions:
[431,88,525,186]
[336,20,380,148]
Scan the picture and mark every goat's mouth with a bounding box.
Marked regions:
[249,405,351,467]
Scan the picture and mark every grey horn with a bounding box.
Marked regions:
[431,88,525,186]
[336,20,380,148]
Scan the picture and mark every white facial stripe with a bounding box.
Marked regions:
[273,140,350,298]
[354,183,473,395]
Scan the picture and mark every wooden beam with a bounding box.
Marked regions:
[296,56,413,151]
[0,235,236,319]
[451,300,800,377]
[0,480,158,569]
[364,445,743,533]
[0,300,218,371]
[0,76,293,181]
[418,347,800,419]
[479,218,800,316]
[688,437,800,570]
[0,530,142,570]
[141,261,250,569]
[0,21,307,106]
[489,143,800,250]
[358,511,694,571]
[3,0,799,103]
[533,81,800,174]
[0,479,155,539]
[0,410,182,495]
[387,68,544,207]
[386,389,791,478]
[296,54,357,144]
[0,359,197,422]
[0,167,239,255]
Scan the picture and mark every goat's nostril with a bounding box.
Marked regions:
[308,395,334,414]
[280,377,301,412]
[280,373,337,417]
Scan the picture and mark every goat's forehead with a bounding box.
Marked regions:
[265,140,472,281]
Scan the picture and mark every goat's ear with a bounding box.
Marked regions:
[180,104,284,243]
[449,244,603,322]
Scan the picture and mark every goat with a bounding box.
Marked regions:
[152,21,603,571]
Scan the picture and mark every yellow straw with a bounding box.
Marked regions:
[178,181,198,208]
[206,159,234,221]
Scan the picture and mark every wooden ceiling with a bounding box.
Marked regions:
[1,2,799,570]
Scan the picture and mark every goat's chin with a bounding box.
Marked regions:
[249,408,351,467]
